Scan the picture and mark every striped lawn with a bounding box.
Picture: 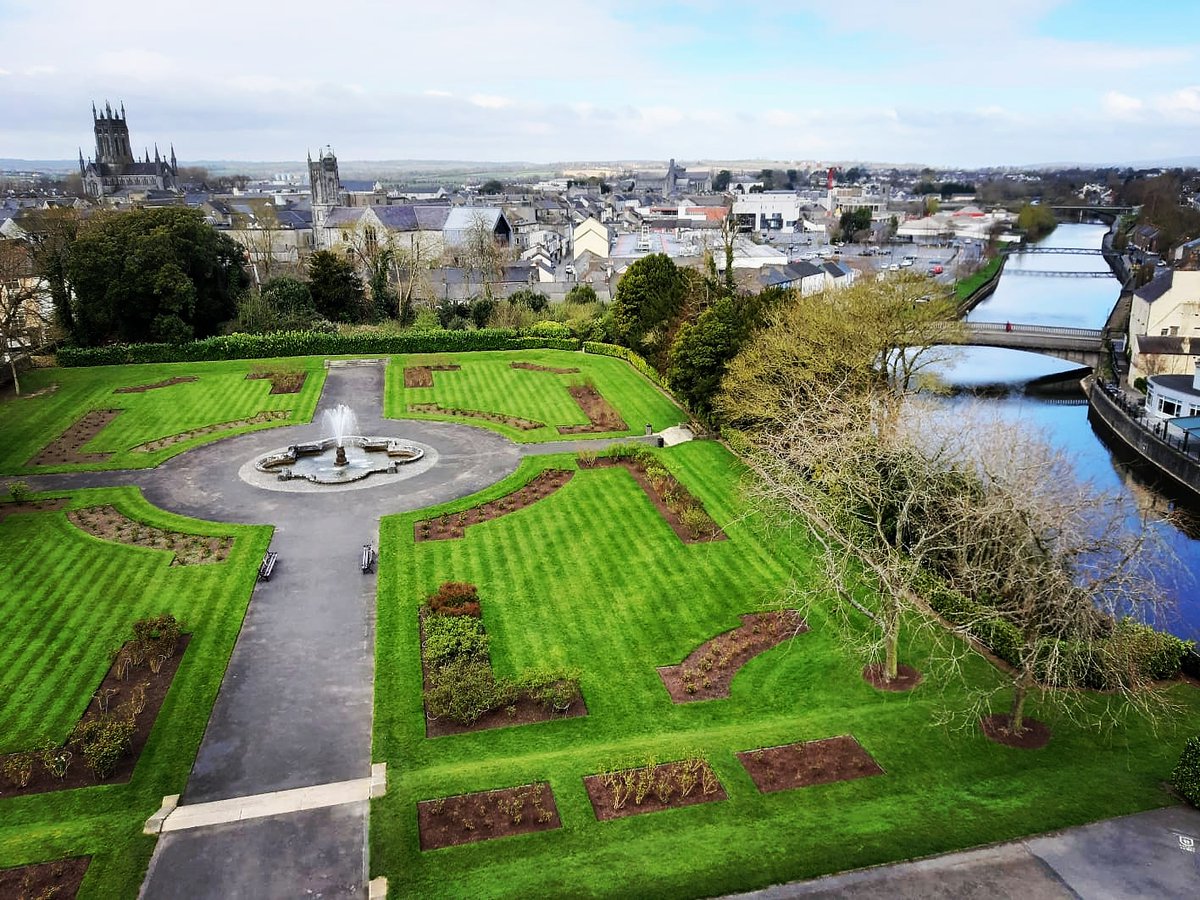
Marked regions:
[0,488,271,899]
[0,358,326,474]
[385,349,686,441]
[372,440,1200,899]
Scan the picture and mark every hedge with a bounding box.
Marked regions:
[57,329,580,366]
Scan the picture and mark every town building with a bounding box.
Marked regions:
[1129,269,1200,382]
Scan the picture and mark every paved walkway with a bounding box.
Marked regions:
[728,805,1200,900]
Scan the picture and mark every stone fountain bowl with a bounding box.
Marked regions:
[254,436,424,484]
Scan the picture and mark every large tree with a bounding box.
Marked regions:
[611,253,686,366]
[307,250,368,323]
[62,207,247,345]
[0,239,55,394]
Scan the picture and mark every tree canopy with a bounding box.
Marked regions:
[611,253,686,366]
[60,207,247,345]
[307,250,369,323]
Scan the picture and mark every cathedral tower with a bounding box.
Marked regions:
[93,101,134,167]
[309,146,346,248]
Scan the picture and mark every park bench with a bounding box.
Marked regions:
[258,550,278,581]
[361,544,375,574]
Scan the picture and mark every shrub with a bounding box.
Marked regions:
[428,582,479,615]
[72,716,135,779]
[41,743,72,780]
[515,667,581,710]
[564,283,598,305]
[425,658,504,725]
[423,615,489,668]
[679,504,716,540]
[2,751,35,787]
[6,481,30,503]
[132,613,182,661]
[1173,736,1200,806]
[1107,618,1192,681]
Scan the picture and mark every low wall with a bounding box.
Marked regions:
[1085,378,1200,503]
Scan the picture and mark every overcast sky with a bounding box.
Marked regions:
[2,0,1198,167]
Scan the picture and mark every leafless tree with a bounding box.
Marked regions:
[0,239,55,394]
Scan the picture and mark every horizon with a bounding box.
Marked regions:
[2,1,1199,167]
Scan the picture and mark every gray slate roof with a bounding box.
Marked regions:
[1134,270,1174,304]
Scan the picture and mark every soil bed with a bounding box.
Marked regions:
[737,735,884,793]
[404,364,460,389]
[0,856,90,899]
[0,498,70,524]
[246,370,307,394]
[659,610,807,702]
[557,385,628,434]
[511,361,580,375]
[408,403,542,431]
[131,409,290,452]
[0,635,190,799]
[980,714,1052,749]
[863,663,924,692]
[113,376,198,393]
[583,759,727,820]
[585,457,724,543]
[67,505,232,564]
[30,409,121,465]
[414,470,573,541]
[418,782,560,850]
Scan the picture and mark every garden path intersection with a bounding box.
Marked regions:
[20,360,658,899]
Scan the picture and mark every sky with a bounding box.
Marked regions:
[2,0,1199,168]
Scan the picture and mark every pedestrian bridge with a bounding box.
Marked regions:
[948,322,1104,366]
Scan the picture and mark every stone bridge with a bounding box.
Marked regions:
[952,321,1105,367]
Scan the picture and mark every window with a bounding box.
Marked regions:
[1158,397,1182,417]
[364,226,378,255]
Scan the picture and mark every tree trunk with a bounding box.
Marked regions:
[884,621,899,682]
[1009,680,1029,734]
[8,357,20,397]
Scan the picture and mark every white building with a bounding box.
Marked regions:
[1129,269,1200,383]
[572,217,611,261]
[732,192,805,231]
[1145,365,1200,432]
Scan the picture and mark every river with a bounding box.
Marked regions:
[935,222,1200,641]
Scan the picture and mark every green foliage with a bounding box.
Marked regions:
[1016,204,1058,241]
[508,289,549,312]
[62,207,247,346]
[72,715,134,780]
[611,253,686,365]
[712,169,732,191]
[132,613,182,662]
[583,342,667,388]
[838,207,873,238]
[468,296,496,329]
[425,657,504,725]
[479,179,505,195]
[423,615,490,668]
[6,481,30,503]
[564,283,598,305]
[308,250,370,323]
[1173,736,1200,806]
[1108,618,1192,681]
[954,255,1004,303]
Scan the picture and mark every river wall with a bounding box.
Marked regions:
[1085,378,1200,504]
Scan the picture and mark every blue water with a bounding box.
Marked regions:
[937,223,1200,641]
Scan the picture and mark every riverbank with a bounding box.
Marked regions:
[1085,377,1200,504]
[954,255,1005,314]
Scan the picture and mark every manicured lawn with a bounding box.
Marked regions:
[384,349,686,441]
[0,358,326,474]
[0,488,270,899]
[372,440,1200,899]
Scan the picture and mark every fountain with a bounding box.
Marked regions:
[252,404,425,485]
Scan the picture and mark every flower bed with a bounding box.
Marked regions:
[583,757,726,820]
[736,735,883,793]
[0,617,189,798]
[113,376,198,393]
[557,384,628,435]
[419,583,584,737]
[658,611,807,702]
[245,369,308,394]
[510,361,580,374]
[418,782,560,850]
[68,505,233,565]
[403,364,461,388]
[0,497,69,524]
[130,410,290,452]
[407,403,543,431]
[413,470,573,541]
[0,857,90,899]
[30,409,121,465]
[580,447,724,543]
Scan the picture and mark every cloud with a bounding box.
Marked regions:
[469,94,513,109]
[1103,91,1144,118]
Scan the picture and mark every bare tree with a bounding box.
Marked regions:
[457,212,511,301]
[0,239,55,394]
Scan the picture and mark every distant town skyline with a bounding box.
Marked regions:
[2,0,1199,167]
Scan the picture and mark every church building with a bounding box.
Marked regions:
[79,102,179,198]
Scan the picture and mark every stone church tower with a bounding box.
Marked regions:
[309,146,346,248]
[79,102,178,198]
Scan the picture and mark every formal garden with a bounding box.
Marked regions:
[1,346,1199,898]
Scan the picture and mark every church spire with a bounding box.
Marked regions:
[120,101,125,120]
[154,143,160,163]
[92,101,97,120]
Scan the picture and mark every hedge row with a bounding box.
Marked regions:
[57,329,580,367]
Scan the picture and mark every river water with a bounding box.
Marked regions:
[935,223,1200,641]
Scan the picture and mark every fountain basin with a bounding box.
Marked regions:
[254,436,424,484]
